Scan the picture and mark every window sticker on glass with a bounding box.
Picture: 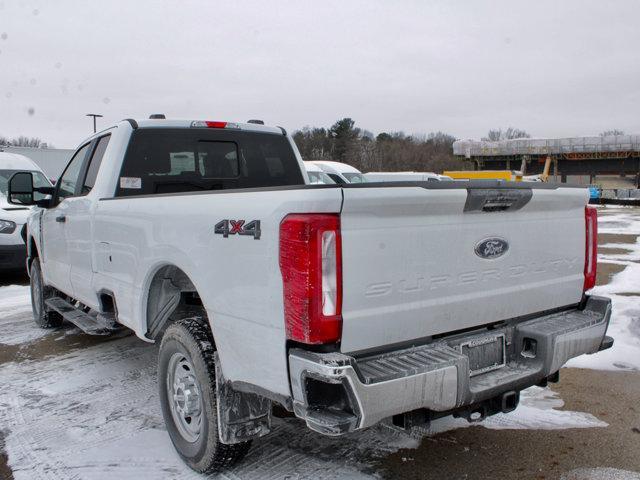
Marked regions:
[120,177,142,189]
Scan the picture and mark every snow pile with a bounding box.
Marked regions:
[568,207,640,371]
[420,386,606,437]
[483,387,607,430]
[562,467,640,480]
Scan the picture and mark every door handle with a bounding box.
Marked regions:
[56,215,66,223]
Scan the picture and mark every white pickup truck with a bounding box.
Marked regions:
[7,118,613,473]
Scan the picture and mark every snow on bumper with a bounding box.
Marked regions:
[289,295,612,435]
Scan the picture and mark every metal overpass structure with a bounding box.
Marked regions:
[453,135,640,185]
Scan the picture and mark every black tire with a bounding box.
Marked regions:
[158,319,251,473]
[30,258,63,329]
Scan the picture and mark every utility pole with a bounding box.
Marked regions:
[86,113,103,133]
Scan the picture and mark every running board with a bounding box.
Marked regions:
[45,297,118,335]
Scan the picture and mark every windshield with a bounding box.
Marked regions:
[0,169,51,197]
[342,172,368,183]
[307,171,336,185]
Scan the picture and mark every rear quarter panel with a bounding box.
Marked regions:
[92,187,342,397]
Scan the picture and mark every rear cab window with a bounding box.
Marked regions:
[115,129,305,196]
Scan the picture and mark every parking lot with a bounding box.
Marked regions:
[1,205,639,480]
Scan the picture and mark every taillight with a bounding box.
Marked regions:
[584,206,598,292]
[279,214,342,344]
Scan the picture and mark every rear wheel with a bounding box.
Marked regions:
[29,258,63,329]
[158,319,251,473]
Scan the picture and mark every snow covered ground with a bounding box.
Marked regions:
[0,333,608,480]
[568,206,640,372]
[0,205,637,479]
[0,284,50,346]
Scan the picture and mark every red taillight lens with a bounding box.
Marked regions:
[279,213,342,344]
[584,206,598,292]
[205,121,227,128]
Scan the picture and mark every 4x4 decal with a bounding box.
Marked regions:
[214,220,261,240]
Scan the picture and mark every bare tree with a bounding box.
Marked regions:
[600,129,625,137]
[0,135,52,148]
[293,119,462,174]
[11,136,44,148]
[482,127,530,141]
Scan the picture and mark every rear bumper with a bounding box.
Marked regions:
[289,295,612,435]
[0,243,27,271]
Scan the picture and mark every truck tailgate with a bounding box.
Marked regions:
[339,184,588,353]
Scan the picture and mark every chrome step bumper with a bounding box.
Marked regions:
[288,295,612,435]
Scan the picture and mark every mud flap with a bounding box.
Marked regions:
[214,353,272,444]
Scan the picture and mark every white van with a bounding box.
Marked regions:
[310,160,368,184]
[303,161,336,185]
[364,171,453,182]
[0,152,52,271]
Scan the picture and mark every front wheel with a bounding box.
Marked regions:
[30,258,63,329]
[158,319,251,473]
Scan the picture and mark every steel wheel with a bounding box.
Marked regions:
[167,353,203,443]
[29,258,63,328]
[30,266,43,319]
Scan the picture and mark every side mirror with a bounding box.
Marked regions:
[8,172,35,205]
[7,172,54,207]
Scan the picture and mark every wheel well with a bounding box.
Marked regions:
[29,237,38,257]
[27,236,39,272]
[146,265,211,342]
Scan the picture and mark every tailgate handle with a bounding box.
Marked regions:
[464,189,532,213]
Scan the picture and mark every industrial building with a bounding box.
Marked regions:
[0,145,74,180]
[453,135,640,188]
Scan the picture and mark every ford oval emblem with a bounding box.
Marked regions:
[475,237,509,259]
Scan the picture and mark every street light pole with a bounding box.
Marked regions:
[86,113,103,133]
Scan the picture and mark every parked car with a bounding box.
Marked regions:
[310,160,368,183]
[364,171,453,182]
[0,152,53,271]
[304,161,336,185]
[8,117,612,474]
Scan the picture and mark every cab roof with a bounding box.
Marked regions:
[130,118,284,135]
[78,118,288,150]
[309,160,362,174]
[0,152,44,172]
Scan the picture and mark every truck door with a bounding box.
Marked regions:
[41,143,91,296]
[68,134,111,305]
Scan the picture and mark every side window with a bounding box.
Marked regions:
[82,135,110,195]
[327,173,346,184]
[58,143,90,200]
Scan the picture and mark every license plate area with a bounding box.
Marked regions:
[460,334,506,377]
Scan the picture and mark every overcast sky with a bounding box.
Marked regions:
[1,0,639,148]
